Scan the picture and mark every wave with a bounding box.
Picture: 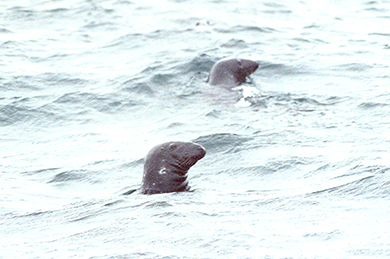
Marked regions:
[307,165,390,198]
[193,133,253,154]
[0,102,59,127]
[358,102,390,109]
[245,92,346,111]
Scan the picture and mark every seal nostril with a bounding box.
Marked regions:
[196,145,206,158]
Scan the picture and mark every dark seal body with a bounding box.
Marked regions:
[208,58,259,87]
[140,142,206,195]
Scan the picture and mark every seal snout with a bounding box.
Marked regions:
[179,143,206,169]
[252,62,259,72]
[194,143,206,159]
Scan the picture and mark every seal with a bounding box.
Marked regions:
[140,141,206,195]
[208,58,259,87]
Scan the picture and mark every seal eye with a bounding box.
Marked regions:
[169,143,178,151]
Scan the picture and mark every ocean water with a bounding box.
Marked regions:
[1,0,390,258]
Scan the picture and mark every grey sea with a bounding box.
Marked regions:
[1,0,390,258]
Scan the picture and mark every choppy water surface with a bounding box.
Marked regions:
[1,0,390,258]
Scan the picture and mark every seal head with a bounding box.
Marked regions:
[140,142,206,195]
[208,58,259,87]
